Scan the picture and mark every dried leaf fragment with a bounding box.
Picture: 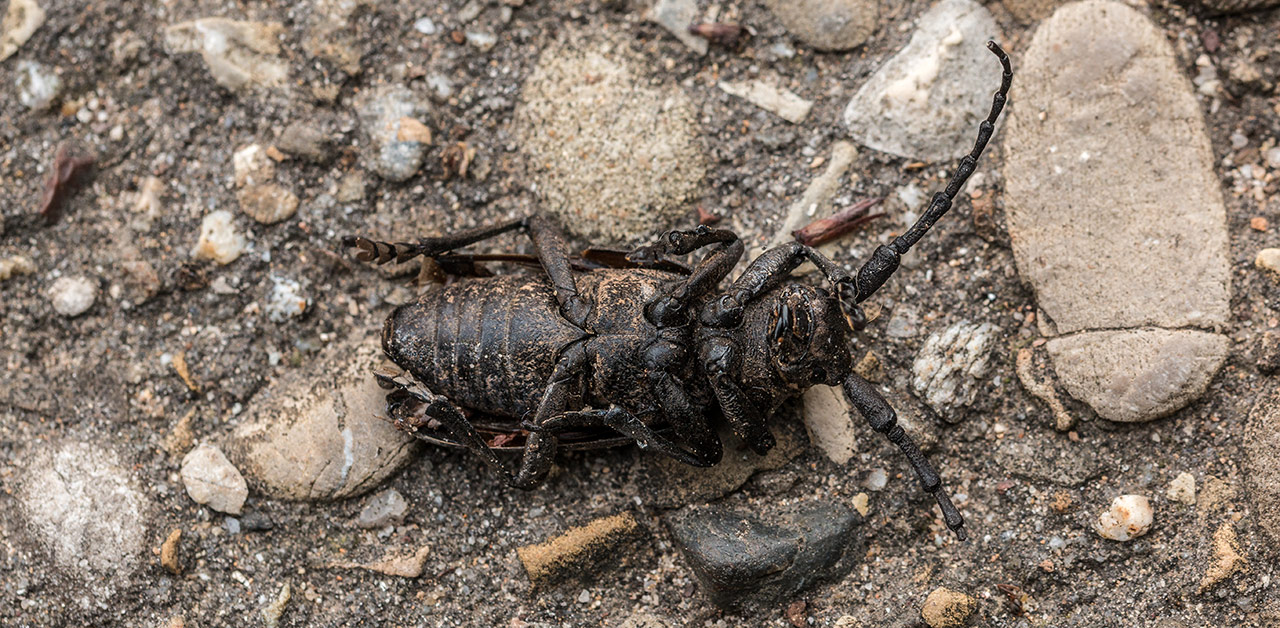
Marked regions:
[39,144,95,223]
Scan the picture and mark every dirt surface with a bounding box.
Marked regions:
[2,0,1278,626]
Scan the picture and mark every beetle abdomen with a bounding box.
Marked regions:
[383,275,583,417]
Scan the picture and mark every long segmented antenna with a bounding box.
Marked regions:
[853,41,1013,303]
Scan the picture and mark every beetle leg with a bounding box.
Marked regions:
[852,42,1011,303]
[702,241,852,328]
[344,215,591,327]
[540,406,718,468]
[843,373,968,541]
[628,226,744,327]
[699,335,776,455]
[643,335,724,465]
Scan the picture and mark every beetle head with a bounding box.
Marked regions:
[763,284,854,387]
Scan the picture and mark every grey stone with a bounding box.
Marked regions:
[765,0,878,51]
[664,500,864,609]
[843,0,1003,161]
[650,0,707,55]
[1243,388,1280,549]
[228,334,420,501]
[513,32,706,244]
[357,488,408,529]
[911,321,998,422]
[1046,329,1228,423]
[277,121,336,163]
[357,85,432,182]
[181,443,249,515]
[17,441,148,579]
[1004,0,1231,423]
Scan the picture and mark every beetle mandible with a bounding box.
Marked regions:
[344,42,1012,541]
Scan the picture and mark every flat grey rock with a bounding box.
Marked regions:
[911,321,999,422]
[229,335,419,501]
[1003,0,1231,422]
[1046,329,1229,423]
[765,0,878,52]
[843,0,1004,161]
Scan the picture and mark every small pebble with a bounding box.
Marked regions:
[181,443,248,515]
[852,492,869,516]
[16,60,61,109]
[262,583,291,628]
[1,0,47,62]
[465,31,496,52]
[577,589,591,604]
[1251,217,1269,232]
[357,489,408,529]
[921,587,977,628]
[0,255,35,281]
[1256,248,1280,279]
[1095,494,1153,541]
[194,210,247,265]
[862,468,888,491]
[265,275,308,322]
[1265,146,1280,169]
[1167,472,1196,506]
[413,17,436,34]
[48,275,97,317]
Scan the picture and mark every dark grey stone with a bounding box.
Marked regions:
[664,500,864,609]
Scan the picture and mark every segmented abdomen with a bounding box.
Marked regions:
[382,275,583,418]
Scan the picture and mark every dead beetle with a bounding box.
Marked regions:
[345,42,1012,541]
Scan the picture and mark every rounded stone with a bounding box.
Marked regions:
[921,586,978,628]
[514,33,706,244]
[48,275,97,317]
[228,334,419,501]
[1045,329,1228,423]
[1095,494,1153,541]
[764,0,878,52]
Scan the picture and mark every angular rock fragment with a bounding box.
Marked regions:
[911,321,998,422]
[665,501,863,609]
[164,18,288,91]
[921,587,978,628]
[0,0,45,61]
[1004,0,1231,423]
[181,443,248,515]
[843,0,1003,161]
[357,86,432,182]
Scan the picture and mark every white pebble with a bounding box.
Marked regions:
[194,210,247,265]
[16,60,61,109]
[413,17,436,34]
[1256,248,1280,279]
[48,275,97,317]
[265,275,308,322]
[1095,494,1153,541]
[863,468,888,491]
[1265,147,1280,170]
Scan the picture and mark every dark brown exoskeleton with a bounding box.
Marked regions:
[344,42,1012,541]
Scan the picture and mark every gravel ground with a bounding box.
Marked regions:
[2,0,1279,626]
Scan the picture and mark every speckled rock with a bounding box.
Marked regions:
[357,85,432,182]
[356,488,408,529]
[164,18,288,91]
[17,441,148,580]
[517,512,646,587]
[193,210,247,265]
[180,443,248,515]
[921,587,978,628]
[843,0,1004,161]
[514,32,706,244]
[1004,0,1230,422]
[16,60,60,109]
[1244,388,1280,547]
[765,0,878,51]
[665,500,864,609]
[228,335,419,501]
[911,321,998,422]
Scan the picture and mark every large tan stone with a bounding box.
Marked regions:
[229,335,419,501]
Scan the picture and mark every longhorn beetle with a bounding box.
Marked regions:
[345,42,1012,541]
